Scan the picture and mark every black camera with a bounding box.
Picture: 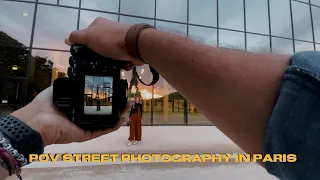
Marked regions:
[52,45,159,131]
[53,45,130,130]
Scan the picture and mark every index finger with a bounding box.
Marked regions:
[64,29,89,46]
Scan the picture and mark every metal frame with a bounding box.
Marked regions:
[267,0,273,53]
[118,0,121,22]
[76,0,82,30]
[151,0,157,126]
[1,0,320,126]
[23,0,38,106]
[216,0,219,47]
[243,0,247,51]
[309,0,316,50]
[289,0,296,53]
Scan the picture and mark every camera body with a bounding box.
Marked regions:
[53,45,128,130]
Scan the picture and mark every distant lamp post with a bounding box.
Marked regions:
[96,85,99,99]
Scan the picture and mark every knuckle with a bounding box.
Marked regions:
[94,17,105,23]
[69,31,78,41]
[83,30,90,45]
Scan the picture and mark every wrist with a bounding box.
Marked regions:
[125,24,156,64]
[9,102,48,146]
[0,166,9,178]
[0,110,45,167]
[10,104,40,132]
[138,28,157,65]
[0,158,9,176]
[0,147,21,177]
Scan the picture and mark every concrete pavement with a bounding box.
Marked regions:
[7,126,278,180]
[42,126,242,155]
[10,162,278,180]
[84,106,112,115]
[125,112,213,125]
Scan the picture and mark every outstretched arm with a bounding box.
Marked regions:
[67,18,290,164]
[138,28,289,157]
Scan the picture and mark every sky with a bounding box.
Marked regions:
[1,0,320,98]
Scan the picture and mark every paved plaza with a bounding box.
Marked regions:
[13,162,278,180]
[124,112,212,125]
[10,127,278,180]
[84,106,112,115]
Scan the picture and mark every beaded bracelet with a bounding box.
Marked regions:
[0,147,22,179]
[0,138,28,167]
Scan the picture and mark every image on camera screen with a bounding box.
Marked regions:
[84,75,113,115]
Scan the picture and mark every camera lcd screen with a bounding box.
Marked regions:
[84,75,113,115]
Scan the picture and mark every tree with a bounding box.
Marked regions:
[0,31,29,77]
[32,56,54,94]
[0,31,56,104]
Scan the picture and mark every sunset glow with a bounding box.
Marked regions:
[140,89,161,100]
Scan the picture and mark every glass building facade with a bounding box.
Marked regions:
[0,0,319,125]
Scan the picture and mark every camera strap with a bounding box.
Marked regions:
[136,65,159,86]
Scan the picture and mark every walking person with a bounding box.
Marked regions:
[127,96,143,146]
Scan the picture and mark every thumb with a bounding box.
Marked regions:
[65,29,89,46]
[120,103,132,116]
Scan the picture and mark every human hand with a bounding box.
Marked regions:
[64,17,144,66]
[10,86,131,146]
[126,118,130,126]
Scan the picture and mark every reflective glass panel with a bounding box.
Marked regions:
[189,0,217,27]
[188,26,217,46]
[295,41,315,52]
[312,6,320,43]
[270,0,292,38]
[156,0,187,23]
[156,21,187,36]
[272,37,294,55]
[120,0,155,18]
[0,1,34,47]
[79,10,118,30]
[246,0,269,35]
[292,1,313,41]
[81,0,119,13]
[219,0,244,31]
[247,34,270,53]
[219,30,245,51]
[59,0,79,7]
[33,5,78,50]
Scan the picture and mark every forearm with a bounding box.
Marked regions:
[139,29,290,155]
[0,167,9,180]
